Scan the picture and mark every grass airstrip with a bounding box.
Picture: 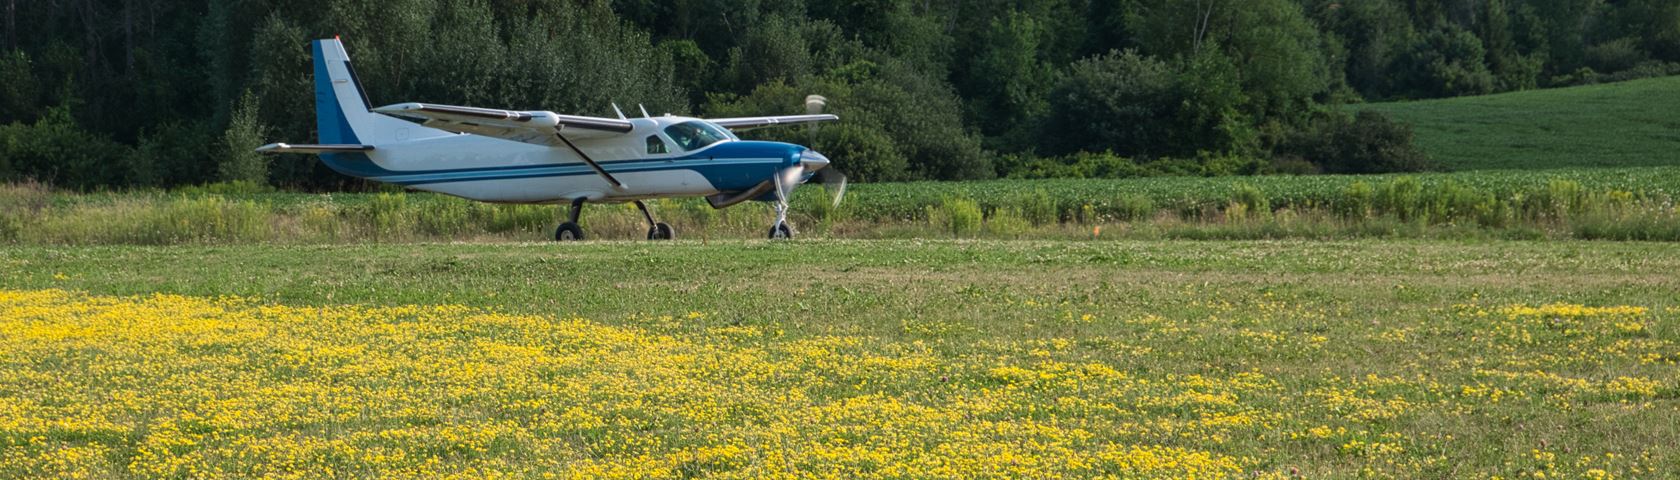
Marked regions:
[2,240,1677,478]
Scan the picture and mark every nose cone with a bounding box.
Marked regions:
[800,149,830,172]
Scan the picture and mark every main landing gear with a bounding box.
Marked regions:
[637,201,675,240]
[553,198,675,241]
[555,198,586,241]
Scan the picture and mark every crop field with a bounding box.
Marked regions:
[1360,76,1680,171]
[2,240,1678,478]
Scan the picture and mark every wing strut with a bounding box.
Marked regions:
[554,130,625,189]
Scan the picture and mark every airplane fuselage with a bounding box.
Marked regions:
[318,116,807,204]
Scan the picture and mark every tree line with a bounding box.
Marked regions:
[0,0,1676,189]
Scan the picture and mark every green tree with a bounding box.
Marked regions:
[219,91,268,185]
[1042,50,1179,157]
[1134,0,1331,120]
[1392,25,1496,98]
[959,11,1056,148]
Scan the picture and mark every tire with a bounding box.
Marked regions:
[555,222,584,241]
[647,222,675,240]
[768,222,793,240]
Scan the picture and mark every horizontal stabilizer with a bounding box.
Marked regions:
[255,143,375,155]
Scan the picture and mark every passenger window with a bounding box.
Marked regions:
[646,135,668,154]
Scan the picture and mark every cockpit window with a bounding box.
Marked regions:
[662,121,732,151]
[645,135,668,154]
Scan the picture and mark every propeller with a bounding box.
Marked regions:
[801,94,846,207]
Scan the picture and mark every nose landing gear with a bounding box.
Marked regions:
[769,200,793,240]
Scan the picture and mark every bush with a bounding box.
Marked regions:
[1113,194,1155,222]
[1278,111,1432,174]
[1229,184,1270,219]
[0,106,134,189]
[1335,181,1375,219]
[419,198,472,236]
[1376,177,1424,222]
[1517,179,1584,220]
[152,196,271,243]
[364,193,413,240]
[1013,189,1058,226]
[0,181,50,241]
[1586,38,1649,73]
[984,207,1031,238]
[930,196,982,238]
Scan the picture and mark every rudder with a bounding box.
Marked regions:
[312,38,442,146]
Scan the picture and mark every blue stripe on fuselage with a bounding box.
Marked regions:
[324,140,802,191]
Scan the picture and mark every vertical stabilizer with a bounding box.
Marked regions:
[313,38,444,146]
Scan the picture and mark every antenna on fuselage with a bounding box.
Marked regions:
[611,103,628,120]
[638,104,651,119]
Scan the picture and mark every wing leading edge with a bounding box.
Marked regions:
[371,102,635,147]
[709,114,838,131]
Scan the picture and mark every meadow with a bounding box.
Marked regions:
[1360,75,1680,171]
[2,240,1677,478]
[6,165,1680,244]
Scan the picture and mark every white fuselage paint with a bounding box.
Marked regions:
[352,116,775,204]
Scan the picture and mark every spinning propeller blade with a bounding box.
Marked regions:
[814,169,847,207]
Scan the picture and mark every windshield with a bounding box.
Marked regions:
[663,121,732,151]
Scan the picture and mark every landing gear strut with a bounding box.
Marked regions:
[636,200,675,240]
[554,198,675,242]
[555,198,585,241]
[768,197,794,240]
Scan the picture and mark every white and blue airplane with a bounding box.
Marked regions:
[258,38,843,240]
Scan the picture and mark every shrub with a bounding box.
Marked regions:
[0,181,50,241]
[931,197,983,238]
[1520,179,1585,220]
[1013,189,1058,226]
[1336,181,1375,219]
[152,196,271,243]
[794,185,844,231]
[1278,111,1432,174]
[1585,38,1648,73]
[1229,184,1270,219]
[419,198,472,236]
[365,193,413,240]
[984,207,1031,238]
[0,106,134,189]
[1113,194,1155,222]
[1376,177,1424,222]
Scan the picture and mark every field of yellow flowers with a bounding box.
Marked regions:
[1,240,1677,478]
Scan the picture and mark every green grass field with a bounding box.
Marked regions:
[10,165,1680,244]
[1361,76,1680,171]
[2,240,1677,478]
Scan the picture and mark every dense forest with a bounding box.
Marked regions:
[1,0,1677,189]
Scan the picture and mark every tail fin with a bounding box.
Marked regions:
[313,38,442,145]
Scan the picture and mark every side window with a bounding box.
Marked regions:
[646,135,668,155]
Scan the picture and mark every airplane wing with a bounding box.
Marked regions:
[708,114,838,131]
[371,102,635,146]
[372,102,633,188]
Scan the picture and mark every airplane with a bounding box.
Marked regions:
[257,38,844,241]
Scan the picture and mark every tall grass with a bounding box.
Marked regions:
[3,175,1679,244]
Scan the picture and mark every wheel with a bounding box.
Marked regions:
[647,222,675,240]
[768,222,793,240]
[555,222,584,241]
